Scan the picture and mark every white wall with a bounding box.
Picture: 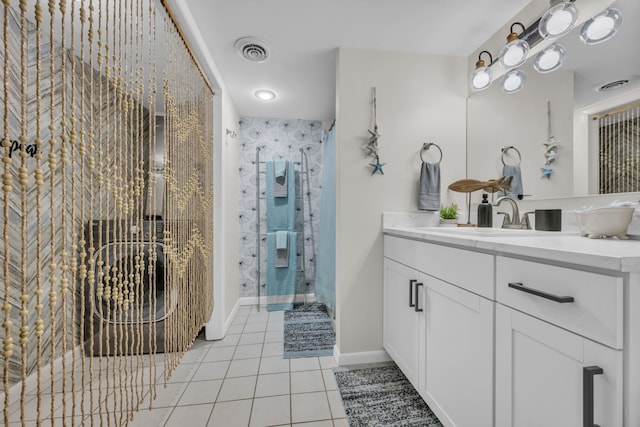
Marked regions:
[335,48,467,356]
[206,88,241,340]
[467,67,574,202]
[223,93,241,321]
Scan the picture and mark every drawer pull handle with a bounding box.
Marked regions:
[508,282,575,303]
[583,365,603,427]
[415,283,424,313]
[409,279,416,308]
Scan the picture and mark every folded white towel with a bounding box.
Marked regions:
[276,230,288,250]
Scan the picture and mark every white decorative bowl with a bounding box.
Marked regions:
[575,207,635,239]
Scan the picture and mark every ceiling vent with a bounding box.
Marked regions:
[594,75,639,93]
[235,37,271,63]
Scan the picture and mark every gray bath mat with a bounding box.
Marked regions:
[333,363,443,427]
[283,303,335,358]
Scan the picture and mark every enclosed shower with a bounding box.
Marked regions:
[254,147,314,311]
[238,117,330,311]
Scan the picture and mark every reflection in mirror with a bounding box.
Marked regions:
[467,0,640,202]
[592,102,639,194]
[467,66,575,200]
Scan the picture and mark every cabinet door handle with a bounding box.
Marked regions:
[409,279,416,308]
[414,283,424,313]
[508,282,575,303]
[583,365,603,427]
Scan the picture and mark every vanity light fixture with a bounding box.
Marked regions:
[532,43,566,73]
[538,0,579,40]
[498,23,530,70]
[471,7,622,93]
[470,50,494,91]
[501,69,526,94]
[579,8,622,45]
[255,89,276,101]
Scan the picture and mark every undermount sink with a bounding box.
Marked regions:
[414,227,555,237]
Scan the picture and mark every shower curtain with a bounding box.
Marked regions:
[314,124,336,315]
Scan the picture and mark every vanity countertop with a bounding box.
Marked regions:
[383,226,640,273]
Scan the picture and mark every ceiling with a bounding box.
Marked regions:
[180,0,639,121]
[181,0,531,121]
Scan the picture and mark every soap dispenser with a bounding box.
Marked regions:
[478,193,492,228]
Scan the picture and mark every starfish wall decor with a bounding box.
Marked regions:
[364,87,385,175]
[369,155,386,175]
[541,101,560,179]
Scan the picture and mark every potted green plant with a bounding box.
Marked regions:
[439,204,458,227]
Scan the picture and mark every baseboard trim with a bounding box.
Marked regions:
[333,345,392,366]
[205,298,241,340]
[239,294,316,307]
[224,299,240,332]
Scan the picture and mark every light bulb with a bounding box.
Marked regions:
[499,39,530,70]
[499,23,530,70]
[539,2,579,40]
[471,68,492,91]
[580,8,622,45]
[533,44,566,73]
[501,69,526,94]
[469,51,494,91]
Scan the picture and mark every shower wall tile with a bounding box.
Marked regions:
[238,117,324,298]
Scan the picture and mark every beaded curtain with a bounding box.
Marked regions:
[0,0,214,425]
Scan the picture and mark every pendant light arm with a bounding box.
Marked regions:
[508,22,526,40]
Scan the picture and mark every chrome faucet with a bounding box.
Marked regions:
[495,196,532,229]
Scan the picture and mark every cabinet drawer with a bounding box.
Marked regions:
[384,235,494,299]
[496,256,623,349]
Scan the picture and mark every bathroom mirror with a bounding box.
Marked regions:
[466,0,640,201]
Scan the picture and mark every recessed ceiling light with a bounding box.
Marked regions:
[255,90,276,101]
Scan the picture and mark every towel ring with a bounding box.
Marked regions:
[420,142,442,164]
[501,146,521,166]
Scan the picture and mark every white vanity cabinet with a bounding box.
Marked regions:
[495,304,623,427]
[495,256,624,427]
[383,235,494,427]
[420,274,494,427]
[382,257,425,389]
[382,227,640,427]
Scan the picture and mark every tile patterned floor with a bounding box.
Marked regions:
[128,305,348,427]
